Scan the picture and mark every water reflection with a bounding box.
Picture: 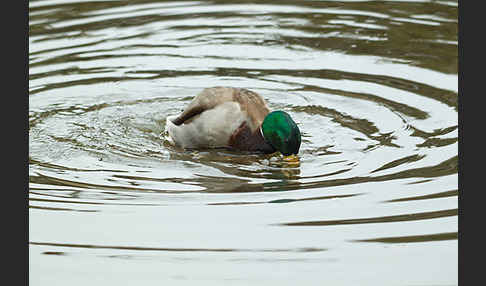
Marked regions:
[29,0,457,285]
[355,231,458,243]
[31,241,327,253]
[279,208,457,226]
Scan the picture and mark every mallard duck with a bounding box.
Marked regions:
[166,87,301,156]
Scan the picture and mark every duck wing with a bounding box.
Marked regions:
[170,87,235,126]
[171,87,270,130]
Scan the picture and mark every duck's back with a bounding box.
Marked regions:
[166,87,271,149]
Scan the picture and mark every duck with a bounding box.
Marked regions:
[165,87,301,156]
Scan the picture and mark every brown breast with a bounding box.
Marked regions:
[228,121,275,153]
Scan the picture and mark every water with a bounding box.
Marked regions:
[29,1,458,285]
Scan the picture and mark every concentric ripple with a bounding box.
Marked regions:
[29,1,458,285]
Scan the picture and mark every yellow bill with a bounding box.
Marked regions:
[283,154,300,163]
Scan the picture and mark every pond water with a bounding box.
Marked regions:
[29,0,458,285]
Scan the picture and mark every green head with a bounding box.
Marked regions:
[261,111,301,156]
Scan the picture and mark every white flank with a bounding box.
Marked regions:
[166,102,246,149]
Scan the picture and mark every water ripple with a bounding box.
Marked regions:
[29,1,458,285]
